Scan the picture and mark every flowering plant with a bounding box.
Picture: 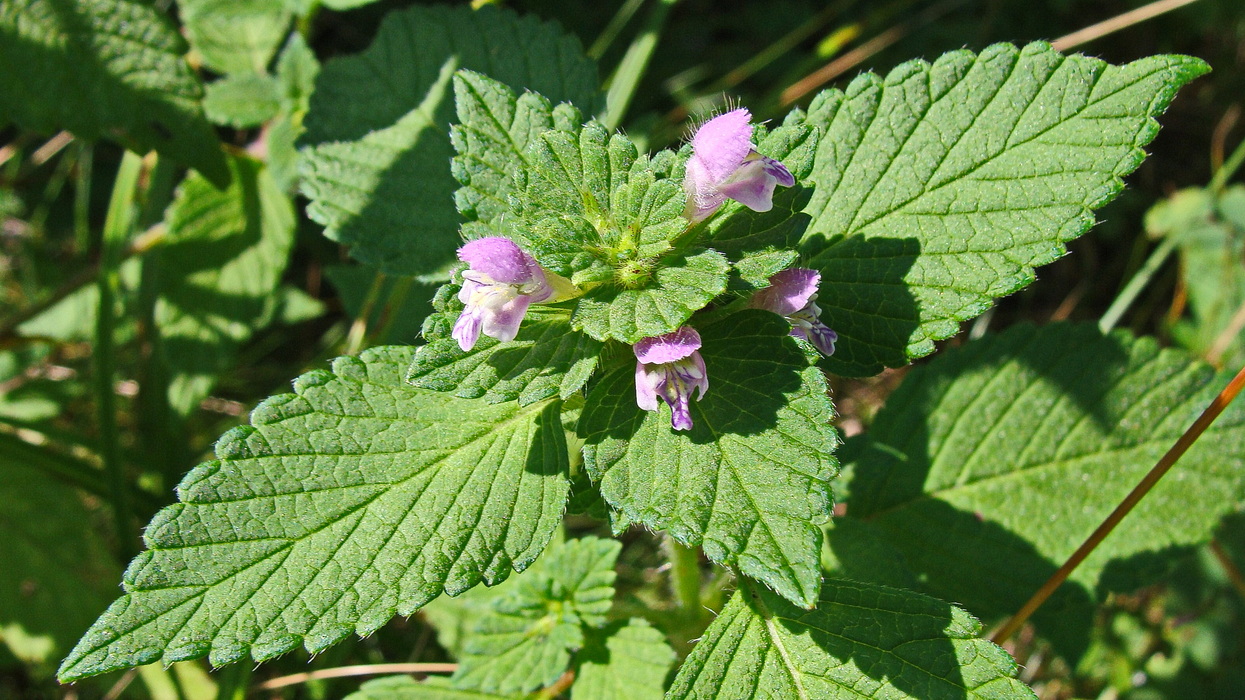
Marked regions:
[30,3,1236,699]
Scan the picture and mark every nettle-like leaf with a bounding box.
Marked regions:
[180,0,290,76]
[299,4,598,276]
[668,579,1034,699]
[452,536,620,694]
[572,619,675,700]
[578,311,837,608]
[155,154,295,415]
[409,307,601,406]
[571,249,730,344]
[835,323,1245,660]
[58,347,570,682]
[451,70,582,228]
[792,42,1207,376]
[203,73,281,128]
[0,0,228,185]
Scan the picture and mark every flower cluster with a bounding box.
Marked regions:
[448,109,834,432]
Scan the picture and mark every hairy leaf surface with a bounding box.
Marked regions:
[578,312,836,607]
[795,42,1207,375]
[668,579,1034,699]
[59,347,569,681]
[572,619,674,700]
[452,537,620,694]
[299,4,598,276]
[0,0,227,184]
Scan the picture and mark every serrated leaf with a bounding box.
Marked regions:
[838,323,1245,660]
[409,309,602,406]
[58,347,570,681]
[203,73,281,128]
[453,537,621,694]
[154,155,295,415]
[346,676,517,700]
[0,436,119,669]
[299,4,598,276]
[451,70,578,226]
[730,249,800,290]
[0,0,228,185]
[578,311,837,607]
[181,0,291,76]
[571,250,730,344]
[794,42,1208,376]
[274,33,318,115]
[572,619,674,700]
[668,579,1035,699]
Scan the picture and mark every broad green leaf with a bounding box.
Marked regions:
[58,347,570,681]
[0,438,119,670]
[838,323,1245,660]
[453,537,621,694]
[572,619,674,700]
[0,0,228,185]
[571,250,730,344]
[154,154,295,415]
[451,70,579,227]
[668,579,1034,699]
[794,42,1208,376]
[299,4,598,276]
[203,73,281,128]
[409,308,601,406]
[346,676,517,700]
[578,311,837,607]
[181,0,291,76]
[267,33,320,190]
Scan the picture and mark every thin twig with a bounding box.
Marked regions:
[31,131,74,166]
[1210,105,1241,175]
[536,670,576,699]
[1206,297,1245,367]
[991,362,1245,645]
[102,668,139,700]
[256,663,458,691]
[0,224,166,341]
[1210,540,1245,600]
[1051,0,1202,52]
[1099,236,1178,333]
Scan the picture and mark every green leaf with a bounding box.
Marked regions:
[838,323,1245,660]
[572,619,674,700]
[203,73,281,128]
[274,32,318,115]
[409,308,602,406]
[0,438,119,670]
[794,42,1208,376]
[58,347,570,681]
[0,0,228,185]
[453,536,621,694]
[668,579,1035,699]
[181,0,291,76]
[451,70,578,228]
[346,676,517,700]
[299,4,598,276]
[154,154,295,415]
[578,311,837,608]
[571,250,730,344]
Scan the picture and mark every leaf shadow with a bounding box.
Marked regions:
[801,234,923,378]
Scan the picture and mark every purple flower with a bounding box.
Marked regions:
[634,327,709,431]
[749,268,837,356]
[452,237,555,351]
[683,108,796,222]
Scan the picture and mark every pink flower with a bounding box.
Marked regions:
[452,237,555,351]
[683,108,796,222]
[748,268,837,356]
[634,327,709,431]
